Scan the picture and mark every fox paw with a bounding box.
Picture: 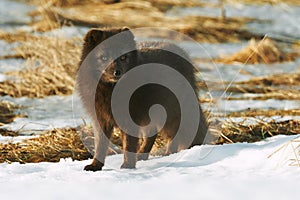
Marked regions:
[120,162,136,169]
[84,163,103,172]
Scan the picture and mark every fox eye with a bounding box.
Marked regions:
[100,55,107,61]
[120,55,127,61]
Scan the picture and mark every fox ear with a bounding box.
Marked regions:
[121,26,130,31]
[120,26,134,40]
[84,28,103,44]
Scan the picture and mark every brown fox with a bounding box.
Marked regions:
[76,27,208,171]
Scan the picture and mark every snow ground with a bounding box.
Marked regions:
[0,0,33,27]
[0,94,89,134]
[0,135,299,200]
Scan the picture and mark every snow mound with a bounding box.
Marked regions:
[1,135,300,200]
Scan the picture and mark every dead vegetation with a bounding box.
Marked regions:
[223,72,300,100]
[236,73,300,86]
[210,73,300,100]
[268,136,300,167]
[0,101,24,126]
[137,0,208,11]
[0,31,81,98]
[224,109,300,118]
[26,0,100,7]
[225,87,300,100]
[0,127,92,163]
[225,0,300,5]
[1,117,300,163]
[26,0,207,11]
[215,38,299,64]
[26,0,263,42]
[0,31,39,44]
[214,119,300,144]
[0,125,165,164]
[0,129,18,136]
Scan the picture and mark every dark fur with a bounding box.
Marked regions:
[76,27,208,171]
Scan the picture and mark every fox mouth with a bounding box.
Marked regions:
[112,76,121,82]
[101,74,120,83]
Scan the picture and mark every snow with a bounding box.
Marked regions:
[0,134,38,144]
[0,135,299,200]
[179,41,248,59]
[44,26,89,38]
[0,95,89,134]
[0,0,34,31]
[220,99,300,112]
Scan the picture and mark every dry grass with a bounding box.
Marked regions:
[27,0,207,10]
[226,87,300,100]
[141,0,207,11]
[213,119,300,144]
[27,0,98,7]
[0,31,81,98]
[1,117,300,163]
[0,101,25,126]
[27,0,262,43]
[0,127,92,163]
[223,73,300,100]
[0,129,19,136]
[0,125,167,164]
[225,0,300,5]
[224,109,300,118]
[215,38,299,64]
[268,137,300,167]
[236,73,300,86]
[0,30,38,44]
[228,76,300,100]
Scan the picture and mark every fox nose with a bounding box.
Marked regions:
[114,69,122,78]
